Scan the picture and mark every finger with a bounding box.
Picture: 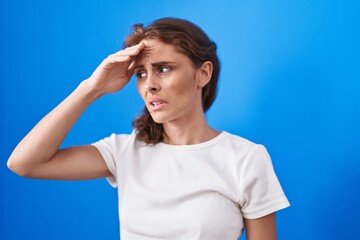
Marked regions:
[127,59,136,71]
[105,54,131,65]
[125,41,145,51]
[113,42,145,56]
[126,60,137,79]
[114,48,141,57]
[117,44,145,57]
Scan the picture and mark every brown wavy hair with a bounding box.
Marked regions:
[123,17,220,144]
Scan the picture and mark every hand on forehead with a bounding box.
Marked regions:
[135,40,176,66]
[139,39,159,54]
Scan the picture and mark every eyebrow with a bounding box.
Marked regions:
[134,61,176,70]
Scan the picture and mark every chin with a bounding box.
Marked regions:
[150,116,167,124]
[149,112,170,124]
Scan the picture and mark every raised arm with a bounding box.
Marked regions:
[7,42,145,180]
[244,213,277,240]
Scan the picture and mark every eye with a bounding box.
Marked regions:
[136,70,147,79]
[159,66,171,73]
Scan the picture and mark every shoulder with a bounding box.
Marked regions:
[220,131,264,151]
[92,130,139,151]
[219,131,271,165]
[221,131,256,145]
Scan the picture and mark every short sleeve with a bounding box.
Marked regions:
[239,145,290,219]
[92,134,118,188]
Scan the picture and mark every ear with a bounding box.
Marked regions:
[196,61,213,88]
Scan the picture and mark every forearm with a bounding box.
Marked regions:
[7,80,98,175]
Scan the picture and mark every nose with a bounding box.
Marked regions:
[147,86,159,93]
[145,72,160,93]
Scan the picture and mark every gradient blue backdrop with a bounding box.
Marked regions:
[1,0,359,239]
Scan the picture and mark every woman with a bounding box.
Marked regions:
[7,18,290,239]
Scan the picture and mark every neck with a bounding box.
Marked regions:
[162,113,219,145]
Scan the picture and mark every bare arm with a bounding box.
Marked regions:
[244,213,277,240]
[7,42,145,179]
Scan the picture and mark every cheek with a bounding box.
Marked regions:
[136,81,146,100]
[171,72,198,95]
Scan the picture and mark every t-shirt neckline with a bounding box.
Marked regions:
[156,131,227,151]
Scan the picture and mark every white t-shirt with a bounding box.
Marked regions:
[92,130,290,240]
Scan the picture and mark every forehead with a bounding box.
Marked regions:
[135,39,185,65]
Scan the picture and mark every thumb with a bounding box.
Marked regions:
[126,60,136,79]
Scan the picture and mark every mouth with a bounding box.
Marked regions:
[148,98,167,111]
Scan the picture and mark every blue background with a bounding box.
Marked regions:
[1,0,360,239]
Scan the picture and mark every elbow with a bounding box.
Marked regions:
[7,156,33,177]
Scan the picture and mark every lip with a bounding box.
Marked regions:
[148,97,167,111]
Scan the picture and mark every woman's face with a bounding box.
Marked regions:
[134,39,204,125]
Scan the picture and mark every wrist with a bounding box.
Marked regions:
[78,79,104,103]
